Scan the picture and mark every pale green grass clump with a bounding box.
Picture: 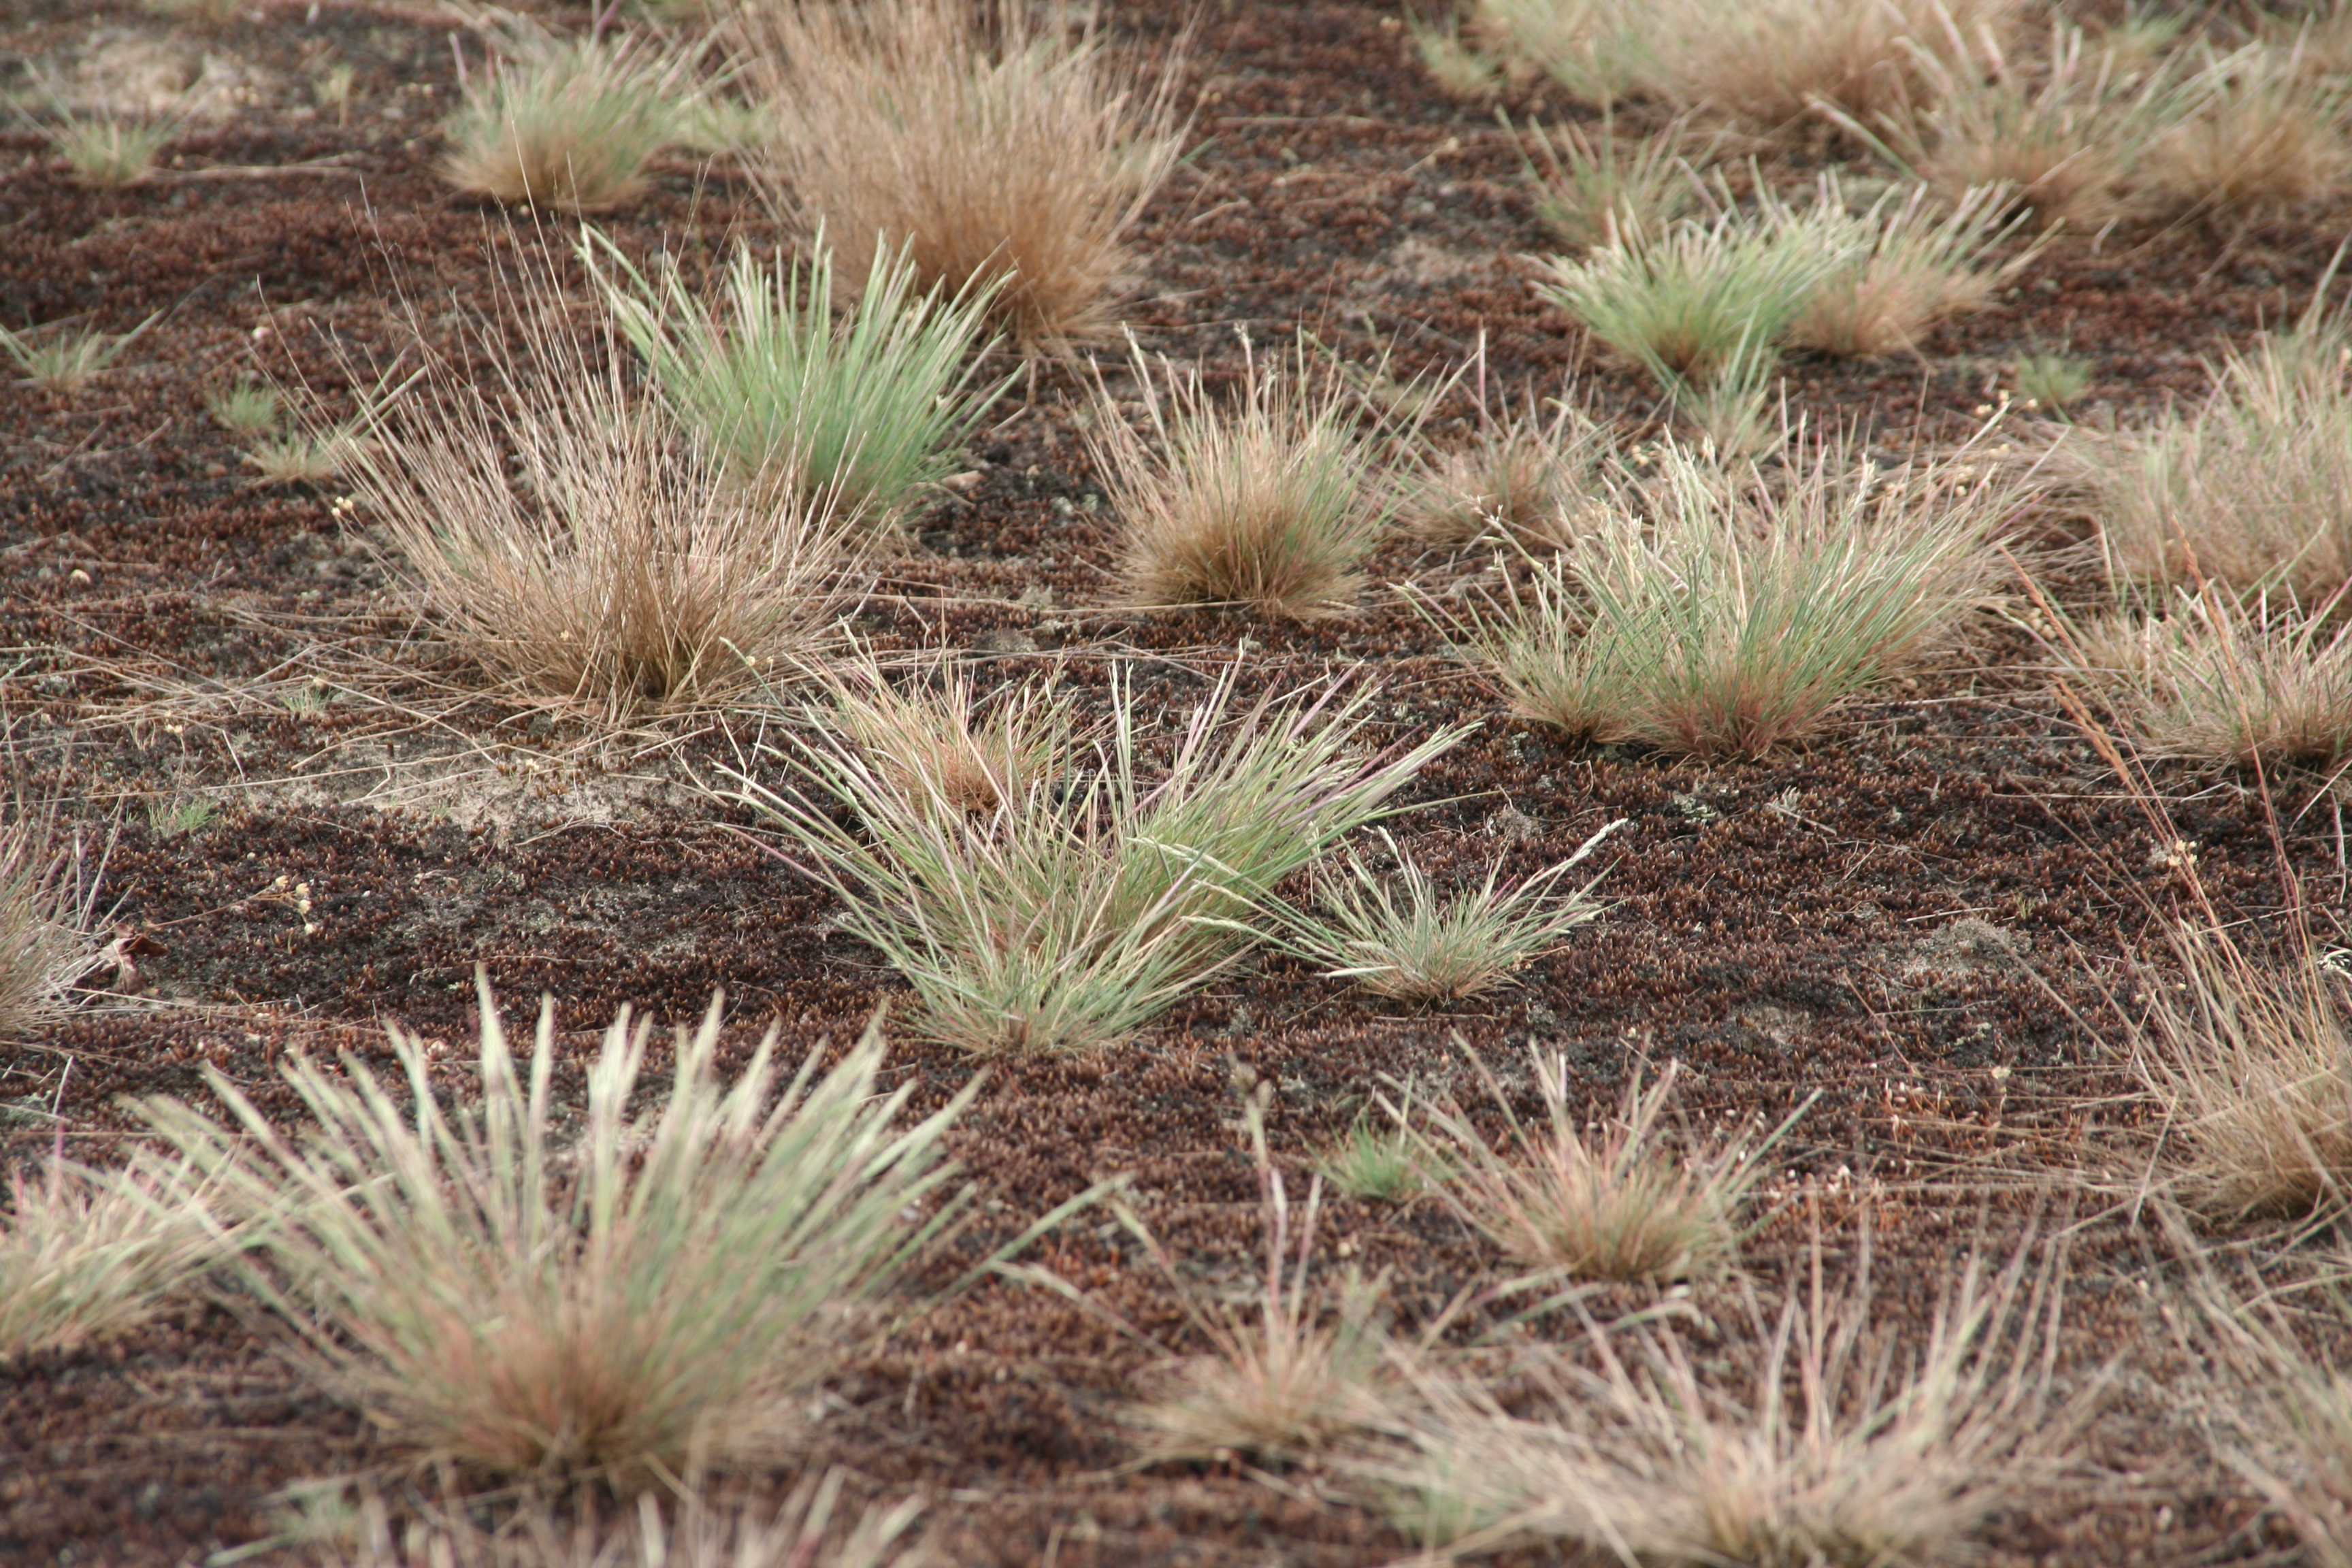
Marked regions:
[46,114,172,187]
[1100,336,1389,619]
[441,31,689,212]
[137,979,975,1484]
[591,232,1004,529]
[205,381,282,437]
[733,664,1467,1056]
[1448,434,2019,758]
[1521,110,1703,252]
[0,312,157,395]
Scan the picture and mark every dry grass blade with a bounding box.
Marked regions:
[282,1467,924,1568]
[1360,1223,2088,1565]
[1404,1045,1803,1284]
[347,250,862,723]
[2064,583,2352,775]
[1100,333,1388,620]
[730,662,1469,1056]
[2127,917,2352,1220]
[1128,1084,1392,1464]
[135,977,977,1484]
[1,1154,224,1365]
[736,0,1183,351]
[1443,431,2022,757]
[440,29,692,212]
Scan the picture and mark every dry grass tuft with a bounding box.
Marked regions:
[1099,335,1388,620]
[137,979,975,1485]
[1446,432,2021,757]
[1648,0,2023,133]
[2066,584,2352,776]
[348,256,861,722]
[732,663,1467,1056]
[46,113,174,187]
[1128,1087,1392,1465]
[2092,289,2352,599]
[2144,42,2352,225]
[736,0,1183,351]
[1361,1226,2086,1565]
[1403,390,1616,549]
[0,800,107,1041]
[2128,917,2352,1220]
[1405,1046,1800,1284]
[441,29,690,213]
[1,1154,222,1365]
[1782,178,2036,359]
[815,649,1077,819]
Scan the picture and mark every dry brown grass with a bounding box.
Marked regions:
[2,1154,223,1365]
[1650,0,2025,133]
[1098,335,1387,620]
[0,799,106,1041]
[1783,180,2037,359]
[1358,1225,2089,1565]
[2128,917,2352,1221]
[1405,1046,1802,1285]
[813,649,1077,819]
[1403,391,1616,549]
[734,0,1183,352]
[440,29,691,213]
[2144,43,2352,225]
[348,257,862,724]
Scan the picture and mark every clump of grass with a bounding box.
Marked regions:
[1835,17,2196,229]
[348,259,861,721]
[1520,109,1703,252]
[589,231,1006,529]
[206,381,282,436]
[1467,0,1652,105]
[1318,1113,1430,1203]
[814,650,1077,819]
[1402,370,1618,549]
[1361,1226,2082,1564]
[1253,822,1621,1004]
[1444,433,2019,757]
[2014,349,2091,412]
[2094,288,2352,598]
[2,1153,223,1365]
[1647,0,2023,133]
[731,664,1467,1056]
[738,0,1184,351]
[0,802,105,1041]
[46,114,173,187]
[137,979,975,1484]
[0,312,158,395]
[1128,1087,1392,1465]
[1408,12,1505,99]
[244,427,357,486]
[2145,42,2352,225]
[2065,583,2352,776]
[1533,208,1853,395]
[146,796,218,838]
[1780,178,2036,359]
[441,29,690,213]
[1405,1046,1800,1284]
[2127,917,2352,1220]
[1098,334,1388,621]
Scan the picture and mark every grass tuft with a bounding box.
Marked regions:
[244,428,357,486]
[732,662,1468,1056]
[137,978,976,1484]
[2013,348,2091,412]
[1405,1046,1797,1284]
[1520,109,1703,252]
[46,114,172,187]
[737,0,1183,352]
[0,801,107,1041]
[1099,334,1389,621]
[589,230,1005,529]
[441,29,689,212]
[1403,392,1616,549]
[813,649,1078,820]
[1,1154,223,1365]
[1445,433,2019,757]
[0,312,157,395]
[348,256,861,721]
[2145,42,2352,225]
[206,381,282,437]
[1781,177,2036,359]
[1256,822,1620,1004]
[1318,1113,1431,1203]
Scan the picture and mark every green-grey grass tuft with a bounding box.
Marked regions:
[1099,335,1389,621]
[589,230,1005,530]
[2013,349,2091,412]
[1318,1115,1431,1203]
[1405,1047,1795,1284]
[137,979,975,1484]
[731,663,1468,1056]
[244,427,357,486]
[736,0,1183,352]
[1521,109,1703,252]
[0,312,157,395]
[206,381,282,437]
[1445,433,2020,757]
[440,29,689,213]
